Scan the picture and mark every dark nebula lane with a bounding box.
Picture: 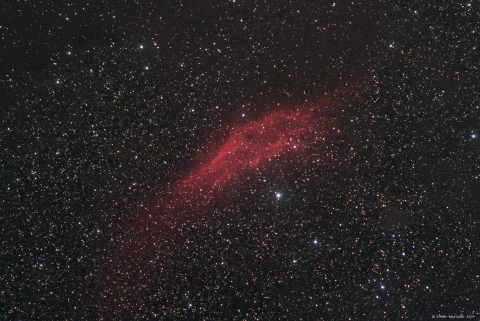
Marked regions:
[100,104,333,316]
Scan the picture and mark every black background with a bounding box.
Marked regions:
[1,0,479,319]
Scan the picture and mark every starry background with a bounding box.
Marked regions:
[1,0,479,320]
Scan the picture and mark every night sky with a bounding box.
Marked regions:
[1,1,479,320]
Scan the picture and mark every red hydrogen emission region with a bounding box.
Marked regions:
[179,108,319,193]
[100,104,333,316]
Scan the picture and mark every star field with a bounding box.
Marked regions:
[1,1,479,320]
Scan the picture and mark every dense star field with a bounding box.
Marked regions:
[1,0,479,320]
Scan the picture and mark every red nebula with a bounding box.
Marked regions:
[175,108,318,198]
[100,104,332,316]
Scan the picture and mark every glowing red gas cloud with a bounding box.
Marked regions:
[174,108,317,198]
[100,104,332,316]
